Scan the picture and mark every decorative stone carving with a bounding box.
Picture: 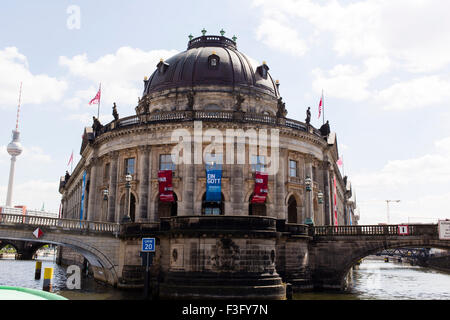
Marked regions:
[210,238,240,271]
[277,97,288,118]
[186,91,195,110]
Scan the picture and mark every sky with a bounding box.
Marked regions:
[0,0,449,225]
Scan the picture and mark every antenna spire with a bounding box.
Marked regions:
[16,82,22,131]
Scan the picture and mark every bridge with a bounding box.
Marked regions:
[0,213,449,295]
[0,213,121,286]
[310,224,450,290]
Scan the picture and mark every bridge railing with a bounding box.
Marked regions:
[0,213,120,234]
[313,224,438,237]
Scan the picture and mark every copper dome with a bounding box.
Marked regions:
[143,35,279,98]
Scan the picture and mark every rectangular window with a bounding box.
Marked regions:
[124,158,135,175]
[159,154,176,171]
[204,207,221,215]
[289,160,298,177]
[251,155,266,173]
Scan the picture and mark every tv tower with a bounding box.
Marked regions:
[5,82,24,207]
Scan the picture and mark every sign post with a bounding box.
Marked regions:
[438,220,450,240]
[141,238,156,299]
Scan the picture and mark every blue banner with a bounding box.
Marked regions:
[206,168,222,202]
[80,170,87,221]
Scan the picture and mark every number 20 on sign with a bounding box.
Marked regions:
[142,238,156,252]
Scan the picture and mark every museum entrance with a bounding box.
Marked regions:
[201,193,224,215]
[158,193,178,218]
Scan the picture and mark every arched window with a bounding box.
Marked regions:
[120,193,137,222]
[202,193,224,215]
[158,193,178,218]
[287,195,297,223]
[249,194,267,216]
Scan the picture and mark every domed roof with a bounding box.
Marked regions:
[143,35,279,98]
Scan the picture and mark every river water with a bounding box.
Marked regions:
[0,257,449,300]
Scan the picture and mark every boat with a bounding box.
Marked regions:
[0,286,67,300]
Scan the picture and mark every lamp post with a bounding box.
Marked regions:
[122,174,132,223]
[386,200,400,224]
[318,191,324,204]
[103,189,109,220]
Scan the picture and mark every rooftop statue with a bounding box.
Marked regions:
[235,93,245,112]
[187,91,195,110]
[305,107,311,125]
[320,120,330,137]
[112,103,119,121]
[277,97,288,118]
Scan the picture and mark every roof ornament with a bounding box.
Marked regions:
[201,28,207,36]
[188,34,193,41]
[220,29,226,36]
[232,35,237,42]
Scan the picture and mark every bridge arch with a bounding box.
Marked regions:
[311,237,450,291]
[0,230,119,287]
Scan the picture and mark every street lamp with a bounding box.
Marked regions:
[318,191,324,204]
[103,189,109,201]
[122,174,132,223]
[103,189,109,221]
[386,200,400,224]
[305,177,312,192]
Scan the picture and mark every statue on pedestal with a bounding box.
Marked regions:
[277,97,288,118]
[234,93,245,112]
[305,107,311,125]
[113,103,119,121]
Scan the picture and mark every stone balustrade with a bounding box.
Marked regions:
[0,213,120,234]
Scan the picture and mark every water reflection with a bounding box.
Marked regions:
[1,258,449,300]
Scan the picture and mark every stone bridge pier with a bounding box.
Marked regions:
[309,225,450,291]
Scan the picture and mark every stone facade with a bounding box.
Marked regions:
[56,34,358,299]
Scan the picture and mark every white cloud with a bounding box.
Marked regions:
[0,180,60,213]
[59,47,179,108]
[375,76,450,111]
[353,135,450,224]
[0,145,52,164]
[0,47,67,108]
[253,0,450,72]
[253,0,450,110]
[255,18,308,57]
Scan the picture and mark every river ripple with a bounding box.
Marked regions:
[0,258,449,300]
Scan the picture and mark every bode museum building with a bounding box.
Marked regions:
[59,33,358,299]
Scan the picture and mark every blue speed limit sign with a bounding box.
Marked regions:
[142,238,156,252]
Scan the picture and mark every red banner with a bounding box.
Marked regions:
[251,172,268,204]
[158,170,174,202]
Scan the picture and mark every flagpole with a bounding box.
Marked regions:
[97,83,101,119]
[71,149,73,174]
[322,89,325,125]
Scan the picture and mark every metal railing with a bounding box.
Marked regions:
[0,213,120,234]
[313,224,438,237]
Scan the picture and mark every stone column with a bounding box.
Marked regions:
[147,150,156,221]
[322,159,332,226]
[180,140,195,216]
[138,146,150,221]
[230,163,245,215]
[304,155,314,224]
[274,148,287,219]
[87,159,98,221]
[107,151,119,222]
